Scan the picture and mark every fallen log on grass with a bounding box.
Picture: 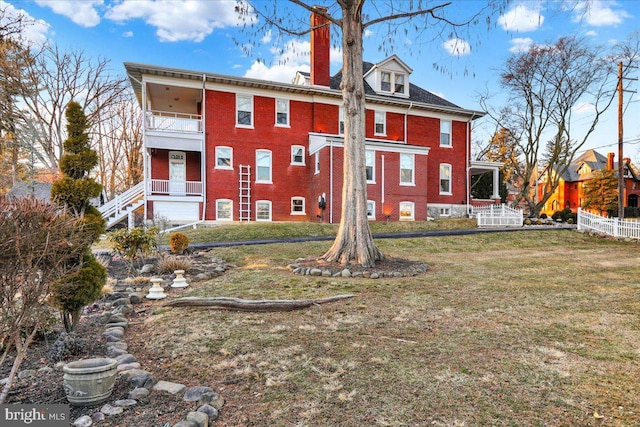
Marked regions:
[164,294,355,312]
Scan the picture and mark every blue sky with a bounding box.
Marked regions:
[3,0,640,159]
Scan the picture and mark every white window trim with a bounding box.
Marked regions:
[439,207,451,217]
[291,145,305,166]
[400,153,415,186]
[314,152,320,175]
[379,70,408,96]
[338,107,344,135]
[440,163,452,195]
[275,98,290,128]
[367,200,376,220]
[236,94,253,128]
[440,120,452,147]
[256,200,272,222]
[366,150,376,184]
[216,199,233,221]
[291,197,306,215]
[399,201,415,221]
[256,149,273,184]
[374,110,386,136]
[215,146,233,170]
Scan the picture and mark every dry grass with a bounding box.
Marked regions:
[129,230,640,426]
[156,255,193,274]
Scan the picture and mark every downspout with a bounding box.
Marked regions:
[404,102,413,144]
[465,113,477,216]
[330,140,334,224]
[201,74,207,222]
[381,154,385,216]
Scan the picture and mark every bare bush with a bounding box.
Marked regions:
[157,255,193,274]
[0,198,93,403]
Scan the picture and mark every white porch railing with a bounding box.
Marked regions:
[149,179,203,196]
[476,204,524,228]
[577,208,640,239]
[146,110,202,133]
[98,182,145,229]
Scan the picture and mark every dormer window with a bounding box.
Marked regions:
[381,71,391,92]
[379,70,407,96]
[395,74,405,93]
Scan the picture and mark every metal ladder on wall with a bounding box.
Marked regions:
[239,165,251,221]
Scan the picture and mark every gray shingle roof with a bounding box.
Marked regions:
[329,62,460,109]
[7,181,52,201]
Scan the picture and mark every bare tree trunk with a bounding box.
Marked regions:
[0,328,37,404]
[321,1,383,267]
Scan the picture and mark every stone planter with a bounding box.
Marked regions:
[63,357,118,406]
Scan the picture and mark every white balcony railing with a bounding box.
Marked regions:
[149,179,203,196]
[146,110,202,133]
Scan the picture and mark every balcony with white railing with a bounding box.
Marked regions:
[149,179,203,196]
[145,110,204,152]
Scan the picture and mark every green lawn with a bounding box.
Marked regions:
[128,229,640,426]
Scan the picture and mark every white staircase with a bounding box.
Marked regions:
[99,182,145,229]
[239,165,251,221]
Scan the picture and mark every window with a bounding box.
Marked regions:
[380,71,405,95]
[440,163,452,194]
[440,120,451,147]
[395,74,405,93]
[215,146,232,169]
[256,150,272,183]
[236,94,253,127]
[366,150,375,183]
[291,145,305,165]
[315,152,320,174]
[374,111,386,135]
[399,202,414,221]
[339,107,344,135]
[439,207,451,217]
[291,197,305,215]
[276,99,289,126]
[381,71,391,92]
[256,200,272,221]
[400,153,415,185]
[216,199,232,221]
[367,200,376,220]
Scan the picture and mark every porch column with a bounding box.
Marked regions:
[492,168,500,199]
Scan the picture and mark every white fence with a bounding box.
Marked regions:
[577,208,640,239]
[475,204,524,228]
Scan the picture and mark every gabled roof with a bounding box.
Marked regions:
[363,54,413,78]
[329,62,460,109]
[558,149,640,182]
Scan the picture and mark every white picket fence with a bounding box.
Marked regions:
[577,208,640,239]
[474,204,524,228]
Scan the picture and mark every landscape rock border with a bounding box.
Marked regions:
[288,256,428,278]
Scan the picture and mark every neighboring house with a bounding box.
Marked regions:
[7,181,53,202]
[118,10,499,227]
[537,149,640,216]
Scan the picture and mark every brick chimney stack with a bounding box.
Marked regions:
[310,7,330,87]
[607,152,615,170]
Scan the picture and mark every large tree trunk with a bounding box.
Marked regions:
[321,1,384,267]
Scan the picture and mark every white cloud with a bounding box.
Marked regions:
[244,38,341,83]
[574,102,595,115]
[0,1,51,46]
[443,38,470,56]
[261,30,272,44]
[585,30,598,37]
[34,0,102,28]
[123,30,134,37]
[498,4,544,32]
[364,29,373,38]
[106,0,245,42]
[509,37,534,53]
[573,0,630,27]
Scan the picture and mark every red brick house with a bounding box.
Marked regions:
[537,149,640,216]
[113,13,498,228]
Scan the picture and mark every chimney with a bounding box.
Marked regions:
[624,157,631,166]
[607,152,615,170]
[310,7,330,87]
